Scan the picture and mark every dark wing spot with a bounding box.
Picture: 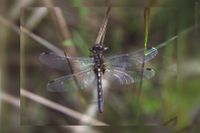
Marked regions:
[42,52,51,55]
[146,68,152,71]
[147,46,153,49]
[48,80,56,83]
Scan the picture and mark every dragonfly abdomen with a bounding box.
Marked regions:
[96,69,103,113]
[93,57,104,113]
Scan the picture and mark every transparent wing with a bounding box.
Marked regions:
[103,66,155,85]
[105,47,158,68]
[47,69,96,92]
[39,52,93,71]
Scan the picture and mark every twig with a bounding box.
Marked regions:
[0,15,20,34]
[0,92,20,108]
[9,0,33,20]
[63,126,99,133]
[21,88,108,125]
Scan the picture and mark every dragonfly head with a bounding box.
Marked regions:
[90,44,109,53]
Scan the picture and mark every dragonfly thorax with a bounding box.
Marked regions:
[90,45,107,73]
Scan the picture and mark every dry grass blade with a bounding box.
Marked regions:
[26,8,48,30]
[42,0,76,54]
[0,13,69,56]
[53,8,71,40]
[39,2,80,90]
[20,26,63,56]
[136,7,150,108]
[156,23,200,49]
[21,88,108,125]
[95,6,111,45]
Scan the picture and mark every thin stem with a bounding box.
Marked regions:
[137,7,151,102]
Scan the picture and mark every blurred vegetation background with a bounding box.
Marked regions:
[0,0,200,132]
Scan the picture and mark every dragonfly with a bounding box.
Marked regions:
[39,7,158,113]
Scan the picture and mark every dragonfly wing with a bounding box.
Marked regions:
[47,69,96,92]
[39,52,93,71]
[105,47,158,68]
[103,68,134,85]
[103,67,155,85]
